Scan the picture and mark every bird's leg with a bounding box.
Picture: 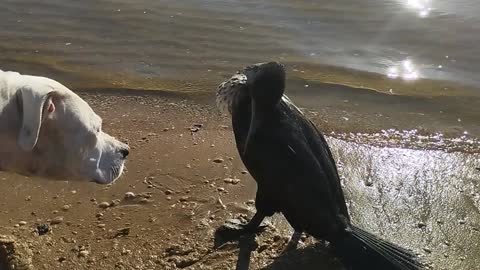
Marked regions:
[241,212,266,232]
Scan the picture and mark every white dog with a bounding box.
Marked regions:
[0,69,129,184]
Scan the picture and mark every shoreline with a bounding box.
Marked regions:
[3,51,480,139]
[77,88,480,151]
[3,51,480,98]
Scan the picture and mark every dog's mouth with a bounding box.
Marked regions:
[90,162,125,184]
[109,162,125,183]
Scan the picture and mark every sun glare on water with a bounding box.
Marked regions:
[387,59,420,81]
[405,0,433,17]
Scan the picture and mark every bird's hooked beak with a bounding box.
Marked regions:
[243,99,262,157]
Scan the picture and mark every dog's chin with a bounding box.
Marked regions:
[91,163,126,185]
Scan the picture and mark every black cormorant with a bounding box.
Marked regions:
[215,62,423,270]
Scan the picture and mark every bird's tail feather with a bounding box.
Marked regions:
[333,224,424,270]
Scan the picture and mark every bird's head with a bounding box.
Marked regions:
[242,62,286,156]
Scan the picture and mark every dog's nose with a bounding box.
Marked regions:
[119,148,129,159]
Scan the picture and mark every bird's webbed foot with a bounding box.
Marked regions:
[214,212,266,248]
[280,231,304,255]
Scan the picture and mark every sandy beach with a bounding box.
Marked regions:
[1,90,479,270]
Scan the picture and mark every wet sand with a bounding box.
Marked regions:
[1,91,479,270]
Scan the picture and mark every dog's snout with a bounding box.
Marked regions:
[119,148,129,159]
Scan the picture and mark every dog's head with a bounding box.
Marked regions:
[3,72,128,184]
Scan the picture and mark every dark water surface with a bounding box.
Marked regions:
[1,0,479,86]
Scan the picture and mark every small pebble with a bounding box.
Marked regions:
[99,202,110,209]
[110,199,121,207]
[97,224,106,228]
[62,205,71,211]
[417,222,426,228]
[217,198,226,209]
[79,250,89,257]
[124,192,136,199]
[179,196,189,202]
[19,221,27,226]
[213,158,224,163]
[165,190,173,195]
[37,224,50,235]
[217,187,225,192]
[51,216,64,225]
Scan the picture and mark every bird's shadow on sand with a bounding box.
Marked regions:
[260,242,344,270]
[214,230,344,270]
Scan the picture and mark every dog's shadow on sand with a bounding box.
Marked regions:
[214,230,344,270]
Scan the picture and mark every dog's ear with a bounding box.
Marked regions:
[18,86,55,151]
